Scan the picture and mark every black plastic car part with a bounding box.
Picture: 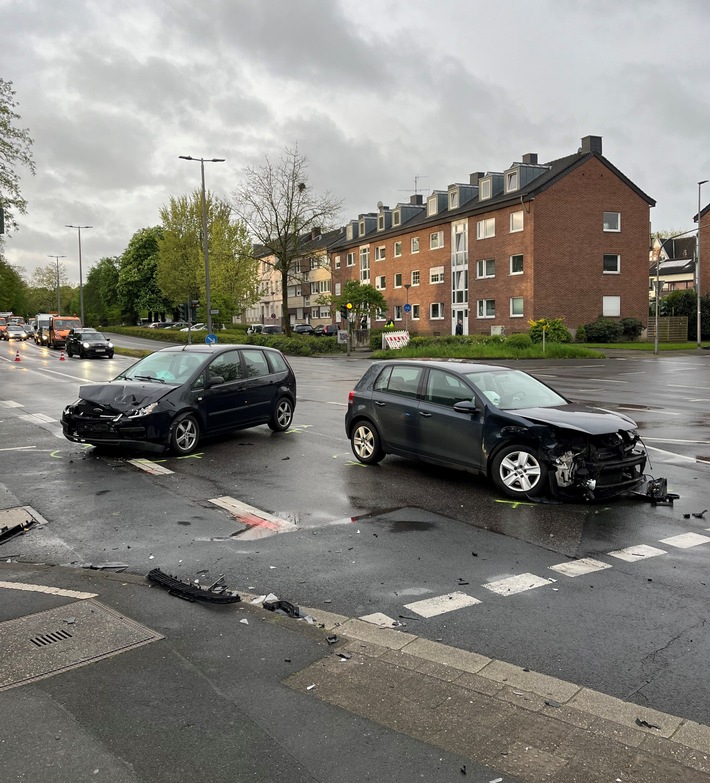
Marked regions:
[147,568,241,603]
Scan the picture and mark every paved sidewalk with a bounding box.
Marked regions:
[2,562,710,782]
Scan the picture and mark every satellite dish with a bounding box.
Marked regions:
[377,201,383,209]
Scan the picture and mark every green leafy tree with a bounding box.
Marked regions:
[336,281,387,324]
[232,146,342,335]
[84,257,121,326]
[31,262,69,290]
[0,259,27,313]
[118,226,170,324]
[662,290,710,340]
[0,79,35,243]
[158,190,258,324]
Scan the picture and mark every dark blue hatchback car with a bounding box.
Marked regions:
[62,344,296,454]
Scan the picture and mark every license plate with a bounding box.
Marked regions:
[95,349,105,353]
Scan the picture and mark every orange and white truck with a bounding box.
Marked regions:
[47,315,82,349]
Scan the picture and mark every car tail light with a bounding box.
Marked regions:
[348,391,355,406]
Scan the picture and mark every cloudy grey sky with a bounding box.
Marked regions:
[2,0,710,283]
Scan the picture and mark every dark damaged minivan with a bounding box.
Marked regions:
[62,345,297,454]
[345,360,647,501]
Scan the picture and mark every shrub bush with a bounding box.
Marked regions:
[528,317,572,344]
[575,325,587,343]
[583,317,623,343]
[620,317,643,340]
[506,333,533,349]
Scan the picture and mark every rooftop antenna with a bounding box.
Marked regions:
[398,175,428,196]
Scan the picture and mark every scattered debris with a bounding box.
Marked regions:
[79,562,129,572]
[147,568,241,604]
[306,684,316,690]
[284,658,292,663]
[631,476,679,505]
[0,519,37,546]
[263,596,300,617]
[692,509,708,519]
[460,764,466,775]
[457,578,469,586]
[635,718,661,730]
[63,617,76,625]
[472,551,478,557]
[239,618,249,625]
[336,651,352,660]
[544,699,561,708]
[326,635,338,645]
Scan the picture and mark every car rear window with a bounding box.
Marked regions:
[375,365,423,398]
[266,351,288,374]
[242,349,270,378]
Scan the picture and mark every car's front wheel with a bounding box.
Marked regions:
[170,413,200,455]
[268,397,294,432]
[490,443,548,498]
[351,420,385,465]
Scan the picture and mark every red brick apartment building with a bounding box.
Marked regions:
[330,136,655,336]
[699,203,710,296]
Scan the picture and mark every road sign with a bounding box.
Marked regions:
[337,330,349,344]
[403,303,412,313]
[205,333,218,345]
[271,313,276,319]
[210,309,219,315]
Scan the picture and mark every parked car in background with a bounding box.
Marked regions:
[292,324,315,335]
[345,360,647,502]
[66,328,114,359]
[179,323,206,332]
[166,322,189,330]
[247,324,265,334]
[62,344,297,455]
[2,324,29,341]
[314,324,339,337]
[261,325,283,335]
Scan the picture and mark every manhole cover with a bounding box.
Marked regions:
[0,599,163,691]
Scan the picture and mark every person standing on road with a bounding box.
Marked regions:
[455,319,463,335]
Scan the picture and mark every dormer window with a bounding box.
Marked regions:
[393,210,401,226]
[506,170,519,192]
[449,190,459,210]
[377,215,385,230]
[427,196,438,216]
[346,225,354,241]
[480,178,492,200]
[359,220,366,235]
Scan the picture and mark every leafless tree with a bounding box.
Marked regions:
[232,147,341,335]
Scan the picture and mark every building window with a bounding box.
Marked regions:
[510,297,524,317]
[375,245,386,261]
[603,295,621,316]
[346,225,354,241]
[477,299,496,318]
[359,220,366,235]
[394,305,403,320]
[506,170,519,192]
[430,302,445,320]
[509,210,524,233]
[394,273,402,288]
[359,246,370,283]
[375,310,386,322]
[335,282,341,296]
[393,210,401,226]
[603,212,621,232]
[411,237,420,253]
[510,254,524,275]
[476,217,495,239]
[449,190,458,210]
[411,270,420,286]
[375,275,386,290]
[475,259,495,279]
[394,241,402,257]
[346,252,355,267]
[334,255,341,270]
[427,196,438,216]
[430,231,444,249]
[412,304,420,320]
[377,215,385,230]
[430,265,445,284]
[480,179,492,200]
[603,254,620,273]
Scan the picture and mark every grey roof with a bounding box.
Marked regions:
[661,236,695,260]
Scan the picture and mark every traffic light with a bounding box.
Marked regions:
[190,300,199,323]
[178,303,187,321]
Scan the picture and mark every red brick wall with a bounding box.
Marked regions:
[700,210,710,296]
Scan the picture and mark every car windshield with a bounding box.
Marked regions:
[53,319,80,329]
[78,330,103,339]
[462,368,567,410]
[116,352,205,384]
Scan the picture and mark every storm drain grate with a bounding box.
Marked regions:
[30,629,74,647]
[0,599,163,691]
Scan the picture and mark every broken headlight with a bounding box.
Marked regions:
[128,402,159,418]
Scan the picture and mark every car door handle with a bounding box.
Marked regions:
[375,401,386,407]
[419,411,432,417]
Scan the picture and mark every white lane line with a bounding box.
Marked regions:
[483,573,553,595]
[549,558,612,577]
[127,458,175,475]
[33,413,56,423]
[0,581,97,599]
[403,592,481,618]
[0,400,24,407]
[659,533,710,549]
[19,413,57,424]
[0,446,36,452]
[645,446,703,463]
[644,438,710,445]
[586,378,626,383]
[359,612,400,627]
[668,384,710,391]
[623,410,681,416]
[209,496,298,533]
[690,399,710,403]
[608,544,666,562]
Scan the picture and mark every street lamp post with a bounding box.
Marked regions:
[697,180,708,348]
[404,283,411,331]
[47,254,66,315]
[66,225,92,324]
[179,155,225,334]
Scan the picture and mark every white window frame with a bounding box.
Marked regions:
[602,295,621,316]
[510,254,524,275]
[411,237,420,254]
[476,217,495,239]
[510,297,524,317]
[411,270,420,286]
[375,245,386,261]
[359,246,370,283]
[393,210,401,226]
[506,170,519,192]
[509,210,524,233]
[394,273,403,288]
[603,212,621,232]
[377,214,385,230]
[412,304,420,320]
[375,275,386,290]
[394,305,403,321]
[477,299,496,319]
[346,252,355,267]
[394,240,402,257]
[334,255,341,270]
[359,220,366,236]
[480,179,492,200]
[430,230,444,250]
[430,302,445,320]
[603,253,620,274]
[430,265,445,284]
[334,282,342,296]
[475,259,495,279]
[427,196,438,216]
[449,190,458,210]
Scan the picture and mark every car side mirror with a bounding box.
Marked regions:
[453,400,479,415]
[207,375,225,388]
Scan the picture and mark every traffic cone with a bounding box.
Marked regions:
[59,350,66,361]
[14,351,21,362]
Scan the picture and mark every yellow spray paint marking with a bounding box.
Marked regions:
[346,460,367,467]
[176,452,204,460]
[494,499,537,509]
[50,450,62,459]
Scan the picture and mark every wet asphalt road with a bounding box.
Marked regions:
[1,338,710,726]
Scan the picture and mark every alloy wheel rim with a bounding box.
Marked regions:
[500,451,541,492]
[176,420,197,451]
[276,401,292,428]
[354,426,374,458]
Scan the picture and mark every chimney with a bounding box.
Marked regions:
[580,135,602,155]
[522,153,538,165]
[310,226,321,240]
[469,171,485,186]
[410,194,423,205]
